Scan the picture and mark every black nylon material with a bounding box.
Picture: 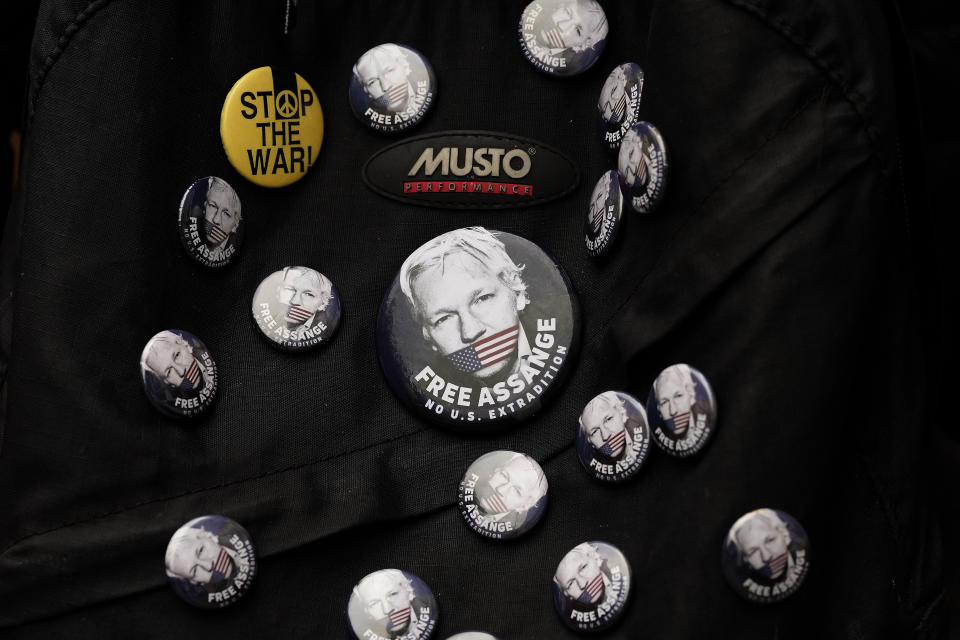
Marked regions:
[0,0,946,637]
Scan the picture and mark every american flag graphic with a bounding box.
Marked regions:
[286,304,314,324]
[480,493,508,515]
[386,83,408,107]
[590,203,605,231]
[181,359,201,389]
[633,152,648,186]
[542,27,565,48]
[599,429,627,458]
[767,552,788,579]
[577,573,604,603]
[670,411,690,435]
[447,324,519,373]
[388,606,411,632]
[613,92,627,122]
[213,547,231,577]
[206,221,228,245]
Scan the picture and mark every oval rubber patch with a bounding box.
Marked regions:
[362,130,579,209]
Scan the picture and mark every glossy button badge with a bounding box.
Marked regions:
[377,226,579,430]
[446,634,500,640]
[584,170,623,258]
[252,266,342,351]
[221,66,323,187]
[348,569,439,640]
[617,121,668,214]
[646,364,717,457]
[350,43,436,133]
[518,0,608,76]
[722,509,811,603]
[598,63,644,150]
[576,391,650,482]
[458,450,548,540]
[553,541,631,633]
[178,177,244,268]
[165,515,256,608]
[140,329,218,418]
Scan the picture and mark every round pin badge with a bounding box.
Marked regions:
[446,634,500,640]
[518,0,609,76]
[722,508,811,603]
[576,391,651,482]
[598,63,644,150]
[164,515,256,608]
[220,66,324,187]
[348,569,439,640]
[349,43,436,133]
[646,364,717,457]
[617,122,668,214]
[458,450,548,540]
[584,170,623,258]
[251,266,342,351]
[140,329,218,418]
[178,177,244,268]
[376,227,579,430]
[552,541,631,633]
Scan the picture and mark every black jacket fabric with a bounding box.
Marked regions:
[0,1,947,638]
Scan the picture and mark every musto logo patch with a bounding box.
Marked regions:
[362,131,579,209]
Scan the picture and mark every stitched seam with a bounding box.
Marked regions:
[0,426,428,557]
[28,0,114,127]
[724,0,887,174]
[913,589,945,634]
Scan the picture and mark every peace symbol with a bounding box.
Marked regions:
[275,90,299,118]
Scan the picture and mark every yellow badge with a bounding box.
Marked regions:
[220,67,324,188]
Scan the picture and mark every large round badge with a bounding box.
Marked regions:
[458,450,548,540]
[377,227,579,429]
[518,0,609,77]
[552,541,631,633]
[348,569,439,640]
[722,509,811,603]
[349,43,436,133]
[617,121,668,214]
[178,177,244,268]
[140,329,218,418]
[164,515,256,608]
[646,363,717,457]
[220,66,324,187]
[251,266,342,351]
[576,391,651,482]
[597,63,644,150]
[446,634,500,640]
[584,170,623,258]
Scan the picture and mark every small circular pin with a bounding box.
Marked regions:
[164,515,256,608]
[349,43,437,133]
[376,226,579,430]
[518,0,609,77]
[140,329,218,418]
[617,122,668,214]
[722,508,811,603]
[552,541,631,633]
[348,569,439,640]
[458,450,548,540]
[576,391,651,482]
[445,634,500,640]
[220,66,324,187]
[646,364,717,457]
[251,266,342,351]
[597,63,644,150]
[178,177,244,268]
[584,170,623,258]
